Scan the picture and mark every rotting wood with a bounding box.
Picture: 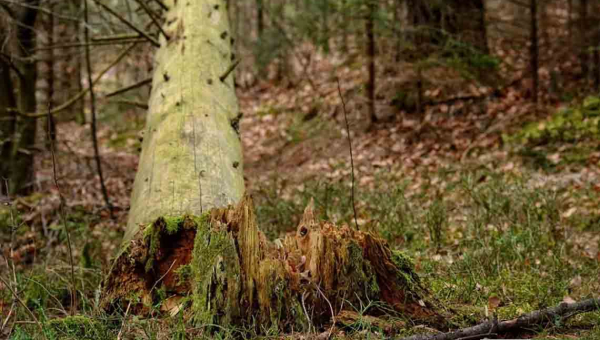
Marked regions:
[102,197,449,332]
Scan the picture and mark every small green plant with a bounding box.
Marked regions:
[506,96,600,146]
[425,197,447,252]
[505,96,600,171]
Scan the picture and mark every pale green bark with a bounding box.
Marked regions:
[125,0,244,244]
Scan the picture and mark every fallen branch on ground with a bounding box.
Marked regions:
[400,298,600,340]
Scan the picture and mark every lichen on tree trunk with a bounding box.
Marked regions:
[125,0,245,246]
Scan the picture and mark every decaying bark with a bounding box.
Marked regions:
[103,197,447,331]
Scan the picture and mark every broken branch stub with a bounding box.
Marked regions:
[102,196,447,331]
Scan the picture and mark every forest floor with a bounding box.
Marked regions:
[1,45,600,339]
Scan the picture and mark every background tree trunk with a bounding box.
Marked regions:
[0,0,41,195]
[257,0,265,38]
[41,5,57,147]
[366,0,377,124]
[0,61,17,196]
[579,0,589,79]
[530,0,539,104]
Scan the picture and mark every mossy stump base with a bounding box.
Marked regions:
[102,196,446,332]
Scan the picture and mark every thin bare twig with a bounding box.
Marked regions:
[24,277,67,316]
[301,292,314,334]
[316,283,336,339]
[150,259,178,293]
[219,59,241,83]
[0,276,46,338]
[84,0,113,218]
[105,77,152,98]
[337,79,359,230]
[32,39,146,51]
[0,304,14,334]
[46,105,77,314]
[109,100,149,110]
[92,33,140,42]
[17,43,138,118]
[116,301,132,340]
[151,0,168,11]
[0,179,17,335]
[133,0,169,40]
[262,6,320,94]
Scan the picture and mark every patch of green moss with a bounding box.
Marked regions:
[391,250,420,290]
[154,285,167,309]
[256,105,279,117]
[174,264,193,285]
[22,275,70,312]
[505,96,600,147]
[392,250,415,271]
[107,130,142,152]
[0,207,22,233]
[391,89,418,113]
[496,303,534,320]
[44,315,110,340]
[190,214,241,326]
[345,241,380,299]
[143,221,160,272]
[445,304,485,328]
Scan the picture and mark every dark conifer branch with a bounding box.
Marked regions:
[219,59,241,82]
[91,0,160,47]
[105,77,153,98]
[133,0,170,40]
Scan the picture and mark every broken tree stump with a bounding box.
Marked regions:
[102,196,448,332]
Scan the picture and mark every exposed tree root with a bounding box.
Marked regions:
[102,196,450,332]
[400,298,600,340]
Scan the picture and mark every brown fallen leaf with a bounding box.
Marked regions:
[488,295,502,311]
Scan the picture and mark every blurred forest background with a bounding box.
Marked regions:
[1,0,599,338]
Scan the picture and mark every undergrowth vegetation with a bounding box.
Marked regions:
[2,94,599,338]
[506,96,600,172]
[252,165,599,338]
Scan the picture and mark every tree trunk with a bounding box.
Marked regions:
[530,0,539,104]
[68,0,85,124]
[102,0,446,333]
[257,0,264,39]
[579,0,589,79]
[366,0,377,124]
[407,0,488,54]
[0,61,17,196]
[593,4,600,92]
[341,0,348,53]
[42,6,57,147]
[321,0,330,53]
[1,0,41,195]
[123,0,245,246]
